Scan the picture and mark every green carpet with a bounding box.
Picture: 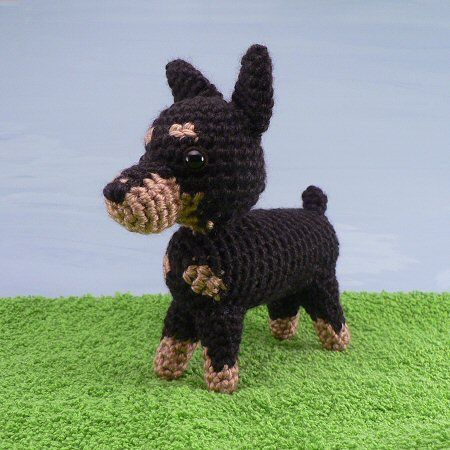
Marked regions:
[0,293,448,449]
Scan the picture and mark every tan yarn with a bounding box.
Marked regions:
[183,265,226,301]
[163,253,171,279]
[154,337,198,380]
[169,122,198,142]
[314,319,350,351]
[106,173,212,235]
[269,314,299,340]
[105,174,181,234]
[177,192,214,233]
[144,126,154,145]
[203,349,239,394]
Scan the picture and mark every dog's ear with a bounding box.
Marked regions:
[166,59,222,103]
[232,44,274,136]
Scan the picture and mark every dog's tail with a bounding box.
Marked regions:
[302,185,327,215]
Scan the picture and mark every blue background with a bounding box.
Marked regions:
[1,1,449,296]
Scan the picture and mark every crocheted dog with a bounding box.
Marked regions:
[103,44,350,393]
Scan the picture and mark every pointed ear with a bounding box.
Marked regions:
[232,45,274,135]
[166,59,222,103]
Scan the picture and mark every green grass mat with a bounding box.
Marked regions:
[0,293,448,449]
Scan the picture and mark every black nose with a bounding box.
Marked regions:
[103,181,129,204]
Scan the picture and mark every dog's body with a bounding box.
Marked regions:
[166,204,339,309]
[103,45,349,393]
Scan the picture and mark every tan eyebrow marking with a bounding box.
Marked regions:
[144,126,154,145]
[169,122,199,142]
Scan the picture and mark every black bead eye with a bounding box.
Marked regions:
[184,148,206,170]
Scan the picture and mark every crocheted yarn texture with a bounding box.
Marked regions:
[103,44,349,393]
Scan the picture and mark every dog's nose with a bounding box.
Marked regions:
[103,180,129,204]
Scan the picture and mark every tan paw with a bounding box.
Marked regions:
[154,336,198,380]
[182,265,226,301]
[269,314,299,340]
[314,319,350,351]
[203,350,239,394]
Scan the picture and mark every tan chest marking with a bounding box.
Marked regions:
[182,265,226,301]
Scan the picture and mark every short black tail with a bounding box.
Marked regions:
[302,185,327,215]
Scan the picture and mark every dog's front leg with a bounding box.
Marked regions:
[196,306,245,394]
[154,300,198,380]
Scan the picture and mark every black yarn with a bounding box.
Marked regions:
[231,44,274,135]
[166,59,223,103]
[302,185,328,215]
[104,45,347,373]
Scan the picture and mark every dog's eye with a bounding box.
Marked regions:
[184,148,206,170]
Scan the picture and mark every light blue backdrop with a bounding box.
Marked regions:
[1,1,449,296]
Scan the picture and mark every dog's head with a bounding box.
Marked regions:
[103,44,273,234]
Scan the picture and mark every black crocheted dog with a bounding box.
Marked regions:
[103,44,350,393]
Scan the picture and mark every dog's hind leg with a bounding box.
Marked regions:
[301,273,350,351]
[267,293,304,340]
[154,300,198,380]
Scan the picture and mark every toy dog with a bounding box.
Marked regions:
[103,45,350,393]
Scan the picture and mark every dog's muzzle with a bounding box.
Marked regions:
[104,174,181,234]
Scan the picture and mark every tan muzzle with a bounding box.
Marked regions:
[105,174,181,234]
